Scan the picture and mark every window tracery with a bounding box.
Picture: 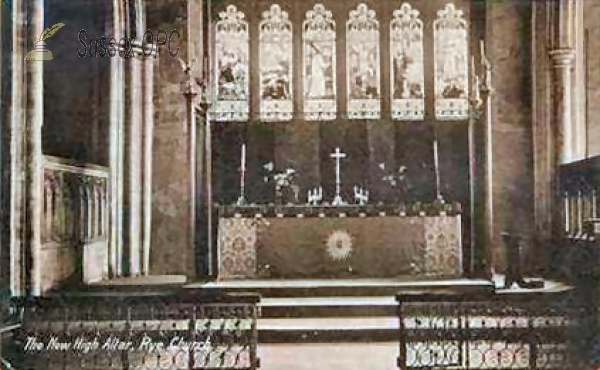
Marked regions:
[346,3,381,120]
[390,3,425,121]
[433,3,469,120]
[303,4,337,121]
[259,4,294,122]
[214,5,250,121]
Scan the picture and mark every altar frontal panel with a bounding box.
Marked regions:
[217,215,462,279]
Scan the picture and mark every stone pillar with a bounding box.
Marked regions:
[9,0,27,296]
[549,49,575,165]
[122,0,148,277]
[128,54,143,276]
[547,0,577,244]
[572,0,586,160]
[25,0,45,296]
[109,0,125,277]
[549,48,575,242]
[142,57,155,275]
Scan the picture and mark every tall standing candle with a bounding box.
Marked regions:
[237,143,247,206]
[241,143,246,172]
[433,139,441,199]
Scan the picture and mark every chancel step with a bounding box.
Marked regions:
[260,296,397,317]
[192,278,495,298]
[259,317,399,343]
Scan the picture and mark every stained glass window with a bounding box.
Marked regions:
[214,5,250,122]
[303,4,336,121]
[346,3,380,120]
[259,4,293,122]
[433,3,469,120]
[390,3,424,121]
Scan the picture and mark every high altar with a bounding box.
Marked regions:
[200,0,488,280]
[217,204,463,279]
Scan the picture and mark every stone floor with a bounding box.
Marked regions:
[258,342,398,370]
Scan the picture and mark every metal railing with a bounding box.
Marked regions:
[5,291,261,370]
[396,290,586,370]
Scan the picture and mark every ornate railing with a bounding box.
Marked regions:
[396,290,586,370]
[6,291,261,370]
[558,157,600,239]
[42,156,109,287]
[0,288,21,369]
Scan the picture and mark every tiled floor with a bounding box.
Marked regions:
[258,342,399,370]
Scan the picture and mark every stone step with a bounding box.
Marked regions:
[258,342,398,370]
[258,317,399,343]
[193,278,494,298]
[260,296,397,317]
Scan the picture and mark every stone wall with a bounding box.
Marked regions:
[42,0,109,166]
[148,0,202,276]
[486,1,535,272]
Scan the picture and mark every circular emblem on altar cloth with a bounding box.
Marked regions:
[326,230,353,261]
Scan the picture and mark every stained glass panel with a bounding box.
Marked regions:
[433,3,469,120]
[346,3,380,120]
[390,3,424,120]
[214,5,249,122]
[303,4,336,121]
[259,4,293,122]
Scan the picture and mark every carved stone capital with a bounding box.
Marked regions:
[549,48,575,69]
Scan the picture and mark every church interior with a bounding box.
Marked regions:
[1,0,600,369]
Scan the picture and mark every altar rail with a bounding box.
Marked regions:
[6,291,261,370]
[42,155,109,289]
[396,290,586,370]
[559,156,600,239]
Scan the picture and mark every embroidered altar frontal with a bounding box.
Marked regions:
[217,205,462,279]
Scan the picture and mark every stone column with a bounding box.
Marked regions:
[142,55,155,275]
[123,0,147,277]
[9,0,27,296]
[109,0,125,277]
[25,0,45,296]
[128,53,143,276]
[549,48,575,241]
[549,49,575,165]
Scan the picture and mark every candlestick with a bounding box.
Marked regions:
[433,139,441,200]
[236,143,247,206]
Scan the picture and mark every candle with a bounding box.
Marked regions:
[480,39,485,59]
[433,139,441,198]
[241,143,246,171]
